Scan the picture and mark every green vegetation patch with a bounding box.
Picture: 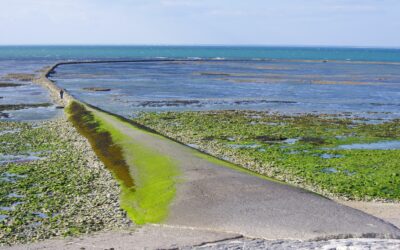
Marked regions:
[0,103,52,112]
[134,111,400,201]
[0,119,128,246]
[67,102,180,225]
[67,102,134,188]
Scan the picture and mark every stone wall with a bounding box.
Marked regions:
[34,63,75,107]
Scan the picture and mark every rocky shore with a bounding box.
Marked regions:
[134,110,400,202]
[0,114,131,246]
[188,238,400,250]
[2,61,399,249]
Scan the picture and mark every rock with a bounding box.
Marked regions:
[189,238,400,250]
[0,103,52,112]
[82,87,111,92]
[0,82,24,87]
[3,73,36,82]
[0,112,10,118]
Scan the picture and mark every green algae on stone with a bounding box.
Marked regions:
[0,103,52,112]
[0,83,24,88]
[0,118,128,246]
[93,113,180,225]
[67,102,180,225]
[134,111,400,201]
[67,102,134,188]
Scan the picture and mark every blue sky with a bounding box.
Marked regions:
[1,0,399,47]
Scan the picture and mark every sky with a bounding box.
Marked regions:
[1,0,400,47]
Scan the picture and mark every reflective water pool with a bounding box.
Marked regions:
[0,59,60,121]
[338,141,400,150]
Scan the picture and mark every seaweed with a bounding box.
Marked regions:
[134,110,400,201]
[82,87,111,92]
[255,135,288,142]
[0,83,24,88]
[3,73,35,82]
[0,103,52,112]
[0,118,128,245]
[67,102,180,224]
[299,137,325,145]
[67,102,134,188]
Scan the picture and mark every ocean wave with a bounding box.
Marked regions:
[187,57,202,60]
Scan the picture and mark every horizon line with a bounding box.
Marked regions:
[0,44,400,50]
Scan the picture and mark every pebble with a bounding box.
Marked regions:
[0,115,132,246]
[189,238,400,250]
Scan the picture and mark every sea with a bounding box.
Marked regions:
[1,46,400,121]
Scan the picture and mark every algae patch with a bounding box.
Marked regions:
[82,87,111,92]
[134,110,400,201]
[0,83,24,88]
[0,103,52,112]
[67,102,134,188]
[67,102,180,225]
[0,118,129,245]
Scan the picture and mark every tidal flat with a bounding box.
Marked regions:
[134,111,400,201]
[50,60,400,119]
[0,117,130,246]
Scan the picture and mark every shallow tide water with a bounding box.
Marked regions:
[0,59,60,121]
[50,60,400,120]
[338,140,400,150]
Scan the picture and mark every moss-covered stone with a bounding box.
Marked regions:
[0,117,129,246]
[0,83,24,88]
[0,103,52,112]
[134,110,400,201]
[67,102,180,225]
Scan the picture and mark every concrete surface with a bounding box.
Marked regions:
[91,108,400,241]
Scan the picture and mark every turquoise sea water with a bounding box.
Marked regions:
[1,46,400,62]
